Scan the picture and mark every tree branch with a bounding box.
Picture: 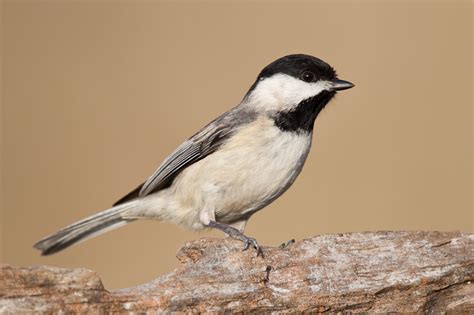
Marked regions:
[1,231,473,313]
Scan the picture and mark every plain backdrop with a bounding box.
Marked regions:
[1,1,473,289]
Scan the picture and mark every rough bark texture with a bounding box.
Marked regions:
[0,231,473,313]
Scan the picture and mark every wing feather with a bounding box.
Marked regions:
[139,141,203,196]
[113,106,257,205]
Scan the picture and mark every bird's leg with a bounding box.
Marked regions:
[207,220,263,257]
[228,219,248,233]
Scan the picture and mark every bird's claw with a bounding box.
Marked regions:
[206,221,264,257]
[279,238,295,249]
[242,237,264,257]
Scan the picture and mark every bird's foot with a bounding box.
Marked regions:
[242,236,264,257]
[207,220,264,257]
[279,239,295,249]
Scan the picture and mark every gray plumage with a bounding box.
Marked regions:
[139,106,258,197]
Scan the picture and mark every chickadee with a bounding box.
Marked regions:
[34,54,354,256]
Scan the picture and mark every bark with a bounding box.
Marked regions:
[0,231,473,313]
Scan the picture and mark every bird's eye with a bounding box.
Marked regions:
[301,71,316,82]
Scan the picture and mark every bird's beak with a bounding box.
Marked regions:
[329,79,355,91]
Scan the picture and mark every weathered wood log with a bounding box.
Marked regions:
[0,231,473,313]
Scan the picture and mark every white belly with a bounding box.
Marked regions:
[168,117,312,227]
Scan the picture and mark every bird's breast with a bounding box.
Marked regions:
[172,116,313,221]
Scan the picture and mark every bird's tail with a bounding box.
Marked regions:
[33,201,138,255]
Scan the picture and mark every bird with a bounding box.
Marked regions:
[34,54,354,257]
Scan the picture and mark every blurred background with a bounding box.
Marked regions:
[1,1,472,289]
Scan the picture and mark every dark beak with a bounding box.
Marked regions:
[329,79,355,91]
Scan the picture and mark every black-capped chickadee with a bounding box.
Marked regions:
[34,54,354,256]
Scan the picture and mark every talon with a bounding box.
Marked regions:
[206,221,263,257]
[279,239,296,249]
[242,240,251,251]
[241,237,263,257]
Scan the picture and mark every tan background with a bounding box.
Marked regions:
[1,1,472,289]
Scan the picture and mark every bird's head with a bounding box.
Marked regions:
[244,54,354,115]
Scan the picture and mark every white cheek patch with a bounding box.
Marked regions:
[247,74,332,112]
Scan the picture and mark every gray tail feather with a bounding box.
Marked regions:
[33,203,137,255]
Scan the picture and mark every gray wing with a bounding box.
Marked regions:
[139,123,232,196]
[113,106,256,206]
